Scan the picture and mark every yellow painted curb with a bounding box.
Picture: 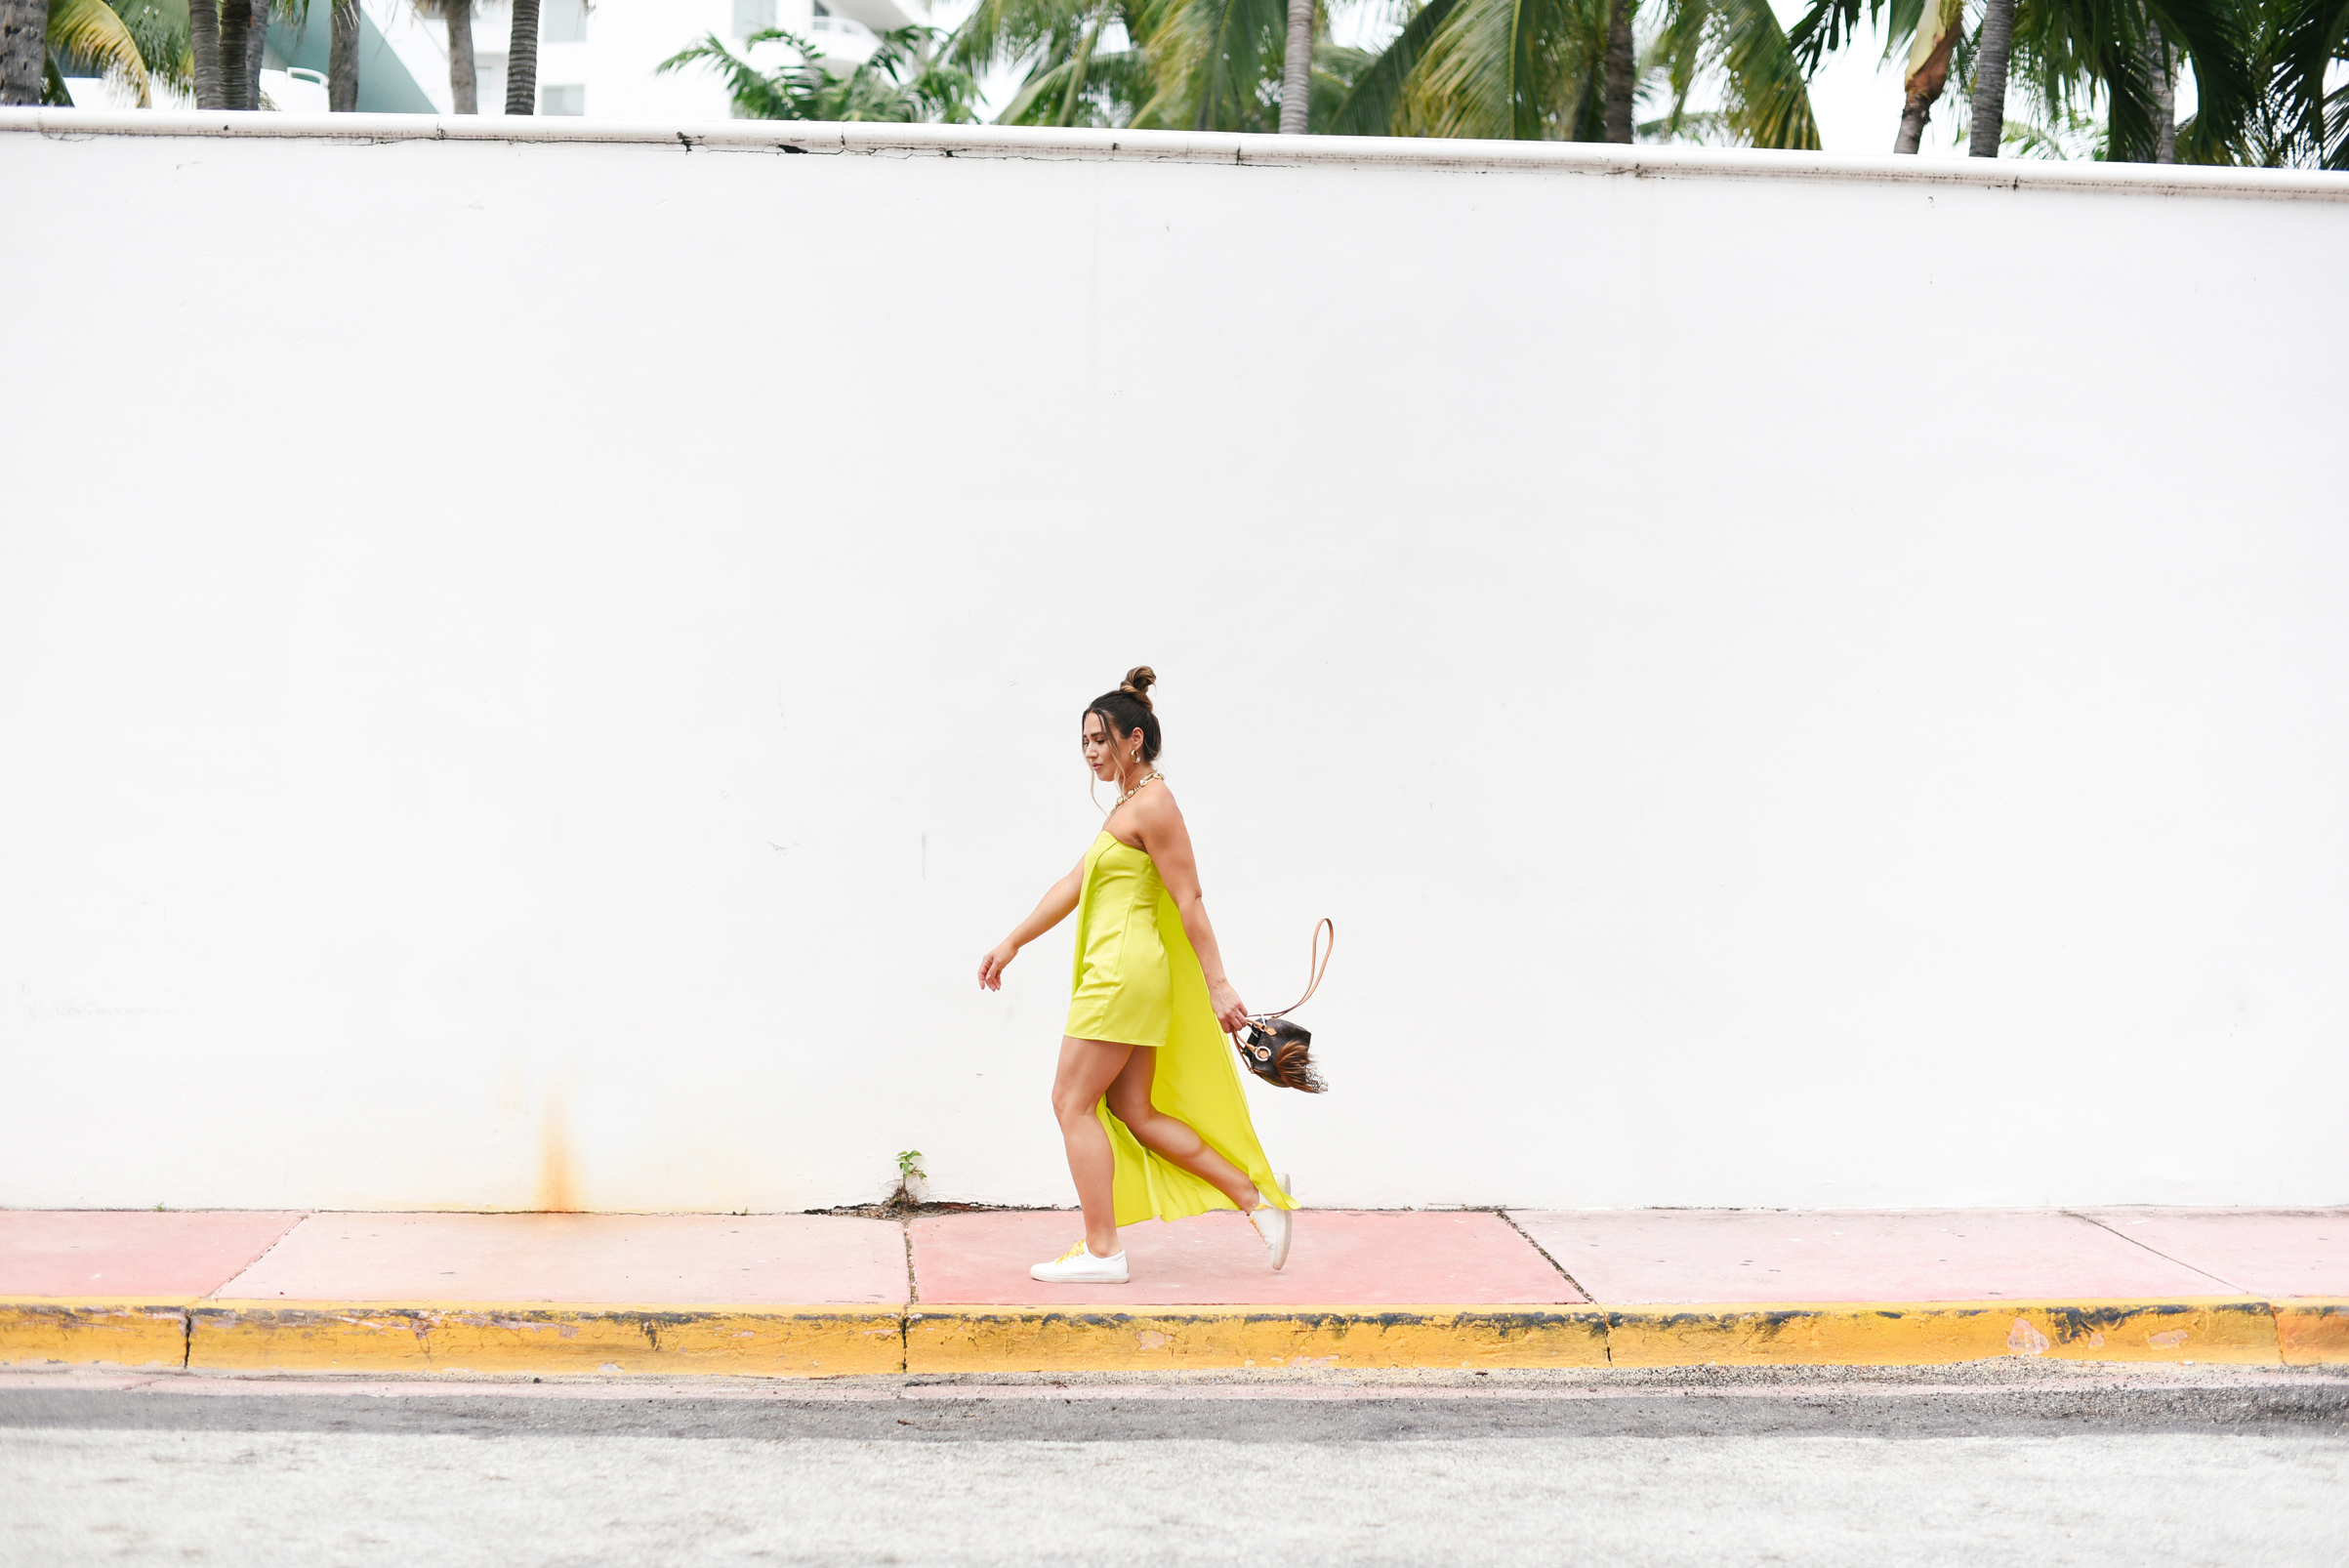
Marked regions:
[906,1306,1613,1373]
[9,1296,2314,1376]
[1,1299,191,1369]
[2274,1300,2349,1366]
[1605,1298,2282,1368]
[188,1301,906,1377]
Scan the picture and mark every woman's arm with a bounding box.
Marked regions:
[977,856,1086,991]
[1130,792,1250,1033]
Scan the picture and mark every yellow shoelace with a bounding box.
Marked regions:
[1054,1241,1091,1263]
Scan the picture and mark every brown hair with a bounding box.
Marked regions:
[1085,665,1162,764]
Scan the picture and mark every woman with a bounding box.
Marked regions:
[978,667,1297,1284]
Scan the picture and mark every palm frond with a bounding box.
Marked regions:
[1671,0,1820,148]
[658,25,977,121]
[1131,0,1291,130]
[1786,0,1924,72]
[1407,0,1607,140]
[2266,0,2348,159]
[49,0,156,104]
[952,0,1101,70]
[1325,0,1463,134]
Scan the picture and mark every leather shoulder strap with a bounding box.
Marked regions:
[1260,918,1334,1019]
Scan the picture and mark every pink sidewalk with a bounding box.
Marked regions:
[3,1206,2341,1307]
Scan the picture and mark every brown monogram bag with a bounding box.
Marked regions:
[1232,919,1333,1093]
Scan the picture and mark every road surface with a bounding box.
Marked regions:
[3,1364,2344,1566]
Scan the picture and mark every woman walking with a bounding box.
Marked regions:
[978,667,1297,1284]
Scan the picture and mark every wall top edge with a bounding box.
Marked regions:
[7,108,2346,201]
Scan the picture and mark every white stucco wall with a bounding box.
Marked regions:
[2,114,2343,1215]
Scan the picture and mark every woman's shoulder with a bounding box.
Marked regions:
[1129,779,1184,830]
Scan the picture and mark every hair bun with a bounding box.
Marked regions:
[1120,665,1157,710]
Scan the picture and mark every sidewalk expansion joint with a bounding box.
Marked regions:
[1492,1208,1602,1338]
[2064,1209,2246,1295]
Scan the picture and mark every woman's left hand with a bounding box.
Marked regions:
[1208,980,1250,1035]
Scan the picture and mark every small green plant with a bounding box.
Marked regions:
[890,1149,926,1213]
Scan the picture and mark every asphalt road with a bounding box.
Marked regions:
[3,1367,2345,1567]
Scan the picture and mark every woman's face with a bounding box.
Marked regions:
[1081,712,1137,781]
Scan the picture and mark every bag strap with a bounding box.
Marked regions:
[1257,918,1334,1021]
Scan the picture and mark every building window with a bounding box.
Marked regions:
[475,51,506,106]
[541,83,585,114]
[542,0,588,42]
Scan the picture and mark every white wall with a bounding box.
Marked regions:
[3,114,2344,1215]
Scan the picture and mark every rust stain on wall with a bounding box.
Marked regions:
[536,1091,578,1213]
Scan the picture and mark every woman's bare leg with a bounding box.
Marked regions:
[1103,1048,1262,1212]
[1052,1036,1136,1257]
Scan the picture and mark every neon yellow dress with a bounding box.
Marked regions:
[1065,830,1298,1227]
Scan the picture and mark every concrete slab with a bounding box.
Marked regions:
[215,1214,908,1305]
[0,1211,304,1298]
[911,1210,1583,1306]
[1507,1209,2237,1304]
[2079,1209,2349,1298]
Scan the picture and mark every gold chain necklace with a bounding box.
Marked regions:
[1113,771,1166,810]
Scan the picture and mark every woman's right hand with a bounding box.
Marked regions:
[977,940,1017,991]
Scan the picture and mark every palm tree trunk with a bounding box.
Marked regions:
[1279,0,1312,133]
[188,0,228,108]
[219,0,254,107]
[244,0,270,107]
[0,0,48,106]
[1966,0,2014,156]
[2148,16,2176,163]
[328,0,359,109]
[505,0,540,113]
[1602,0,1634,143]
[1894,0,1959,152]
[447,0,477,112]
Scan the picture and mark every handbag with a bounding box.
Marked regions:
[1231,918,1333,1093]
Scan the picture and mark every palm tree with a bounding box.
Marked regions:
[660,25,979,120]
[1965,0,2013,149]
[1279,0,1311,130]
[1895,0,1961,149]
[951,0,1152,125]
[1789,0,1969,151]
[328,0,356,107]
[412,0,479,111]
[13,0,157,103]
[505,0,537,111]
[1328,0,1818,147]
[1794,0,2249,159]
[183,0,284,109]
[3,0,48,103]
[13,0,198,105]
[1138,0,1298,129]
[951,0,1369,131]
[1604,0,1631,138]
[218,0,264,105]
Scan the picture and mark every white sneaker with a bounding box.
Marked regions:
[1248,1178,1294,1271]
[1030,1241,1130,1284]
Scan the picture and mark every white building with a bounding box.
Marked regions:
[62,0,934,120]
[390,0,932,120]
